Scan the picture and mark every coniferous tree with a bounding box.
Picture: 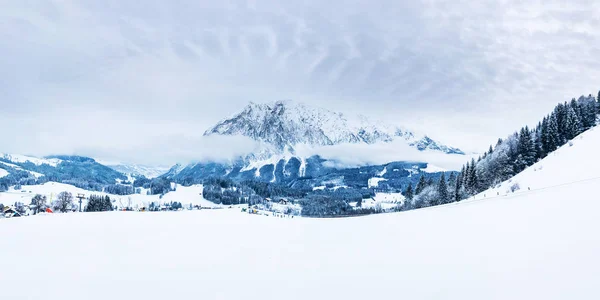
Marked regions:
[415,175,426,195]
[540,116,550,156]
[447,172,457,192]
[580,97,597,129]
[404,183,414,201]
[452,175,461,202]
[547,113,561,152]
[426,177,435,186]
[554,102,567,142]
[515,126,536,172]
[462,162,470,188]
[564,105,583,140]
[437,173,450,205]
[465,158,478,194]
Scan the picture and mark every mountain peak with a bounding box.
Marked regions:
[204,100,464,155]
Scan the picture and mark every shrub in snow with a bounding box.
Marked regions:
[509,183,520,193]
[569,141,574,147]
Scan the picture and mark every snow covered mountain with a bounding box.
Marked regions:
[99,162,170,179]
[164,100,464,186]
[0,154,128,191]
[205,100,464,154]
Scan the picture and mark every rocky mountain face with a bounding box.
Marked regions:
[204,100,464,154]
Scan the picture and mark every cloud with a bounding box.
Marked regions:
[295,141,475,171]
[76,135,262,166]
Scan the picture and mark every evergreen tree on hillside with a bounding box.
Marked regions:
[404,183,414,201]
[462,162,470,188]
[465,158,478,194]
[515,126,536,172]
[447,172,457,192]
[547,113,561,152]
[564,105,583,140]
[580,97,598,129]
[426,177,435,186]
[437,173,450,205]
[534,127,544,161]
[415,175,426,195]
[493,148,514,183]
[554,102,570,142]
[453,176,461,202]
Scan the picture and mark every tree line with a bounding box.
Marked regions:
[457,94,598,198]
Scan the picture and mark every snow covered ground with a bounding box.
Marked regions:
[1,153,62,166]
[0,182,219,209]
[1,178,598,299]
[367,176,387,188]
[0,168,8,178]
[351,192,405,210]
[2,128,600,299]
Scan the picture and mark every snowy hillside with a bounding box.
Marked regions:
[472,125,600,200]
[1,153,62,167]
[0,160,44,178]
[205,100,464,154]
[1,174,598,299]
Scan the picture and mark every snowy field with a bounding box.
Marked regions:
[0,182,219,210]
[1,179,599,300]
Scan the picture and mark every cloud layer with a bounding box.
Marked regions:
[1,0,599,164]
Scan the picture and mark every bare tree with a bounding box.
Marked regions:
[30,194,47,214]
[53,191,74,213]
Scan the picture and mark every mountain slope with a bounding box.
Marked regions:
[472,125,600,199]
[0,154,127,191]
[205,100,464,154]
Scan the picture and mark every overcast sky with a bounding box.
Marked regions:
[1,0,599,165]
